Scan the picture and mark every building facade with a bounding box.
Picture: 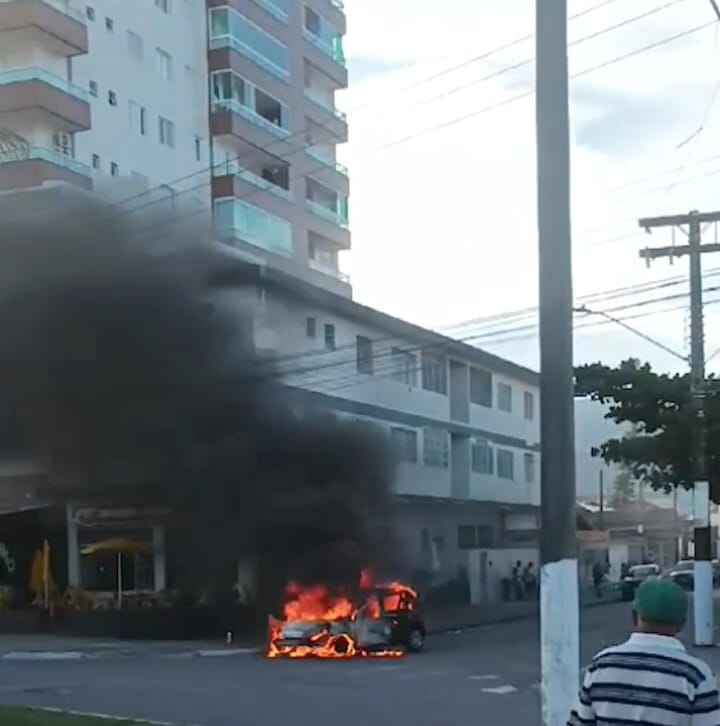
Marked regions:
[210,261,542,601]
[0,0,350,292]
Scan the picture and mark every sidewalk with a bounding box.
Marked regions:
[425,586,620,633]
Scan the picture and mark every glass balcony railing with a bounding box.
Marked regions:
[330,0,344,10]
[215,198,294,258]
[212,98,290,139]
[309,258,350,283]
[212,160,291,201]
[0,0,85,22]
[0,67,89,102]
[302,28,346,66]
[0,146,91,177]
[306,198,349,229]
[306,147,348,177]
[250,0,288,22]
[303,87,347,122]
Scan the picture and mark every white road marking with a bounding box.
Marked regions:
[194,648,258,657]
[481,685,518,695]
[2,652,84,661]
[32,707,202,726]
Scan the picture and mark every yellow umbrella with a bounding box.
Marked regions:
[29,548,43,603]
[42,539,50,609]
[80,538,151,606]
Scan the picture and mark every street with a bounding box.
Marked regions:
[0,601,698,726]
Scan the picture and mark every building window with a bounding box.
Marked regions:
[324,323,335,350]
[523,391,535,420]
[391,348,417,387]
[356,336,373,375]
[108,90,117,106]
[391,427,417,464]
[155,0,170,12]
[127,31,144,60]
[110,162,119,176]
[306,316,316,338]
[194,137,202,162]
[91,154,100,169]
[470,368,492,407]
[156,48,173,81]
[423,427,449,468]
[88,80,98,97]
[497,449,514,480]
[158,117,175,148]
[105,16,114,31]
[458,525,494,550]
[85,5,95,20]
[498,382,512,412]
[524,453,536,483]
[129,101,146,136]
[471,439,494,475]
[421,353,447,395]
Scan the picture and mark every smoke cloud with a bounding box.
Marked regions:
[0,195,396,607]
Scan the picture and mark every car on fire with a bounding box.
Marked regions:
[269,583,426,658]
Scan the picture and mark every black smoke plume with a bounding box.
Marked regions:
[0,196,396,607]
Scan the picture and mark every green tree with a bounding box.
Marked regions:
[610,467,635,509]
[574,358,720,503]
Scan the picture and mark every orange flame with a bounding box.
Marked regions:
[267,571,413,659]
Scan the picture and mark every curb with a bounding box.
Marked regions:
[425,595,624,635]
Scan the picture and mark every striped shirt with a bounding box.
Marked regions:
[568,633,720,725]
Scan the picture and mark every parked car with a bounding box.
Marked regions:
[620,563,660,601]
[667,560,720,590]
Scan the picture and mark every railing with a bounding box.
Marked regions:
[306,199,349,229]
[306,147,348,176]
[303,88,347,122]
[212,98,290,139]
[212,160,291,201]
[209,35,289,82]
[0,146,91,177]
[250,0,288,22]
[0,66,89,102]
[302,28,345,66]
[0,0,85,22]
[330,0,344,10]
[309,258,350,283]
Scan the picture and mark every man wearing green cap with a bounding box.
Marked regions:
[568,577,720,725]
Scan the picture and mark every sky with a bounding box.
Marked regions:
[337,0,720,375]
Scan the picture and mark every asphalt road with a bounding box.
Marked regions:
[0,601,709,726]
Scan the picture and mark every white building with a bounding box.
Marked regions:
[210,259,542,601]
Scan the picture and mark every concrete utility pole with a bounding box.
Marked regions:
[637,209,720,646]
[536,2,579,724]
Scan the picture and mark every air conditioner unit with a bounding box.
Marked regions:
[52,132,72,154]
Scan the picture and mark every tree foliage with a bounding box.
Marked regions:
[610,467,635,509]
[574,358,720,503]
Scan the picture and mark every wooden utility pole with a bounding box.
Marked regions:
[637,209,720,646]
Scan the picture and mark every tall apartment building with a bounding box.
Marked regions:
[0,0,350,293]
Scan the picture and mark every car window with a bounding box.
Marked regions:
[630,565,657,577]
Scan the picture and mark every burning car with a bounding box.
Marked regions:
[268,575,425,659]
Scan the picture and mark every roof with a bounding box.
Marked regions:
[205,255,540,387]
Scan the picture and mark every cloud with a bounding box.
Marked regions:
[339,0,720,373]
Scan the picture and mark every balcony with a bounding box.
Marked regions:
[0,0,88,56]
[214,197,294,258]
[306,146,348,177]
[304,87,348,141]
[307,198,349,229]
[302,9,347,87]
[0,144,92,191]
[212,158,291,202]
[248,0,288,22]
[309,257,350,284]
[212,97,290,141]
[0,67,91,131]
[208,6,290,82]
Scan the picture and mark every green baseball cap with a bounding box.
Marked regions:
[634,577,688,626]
